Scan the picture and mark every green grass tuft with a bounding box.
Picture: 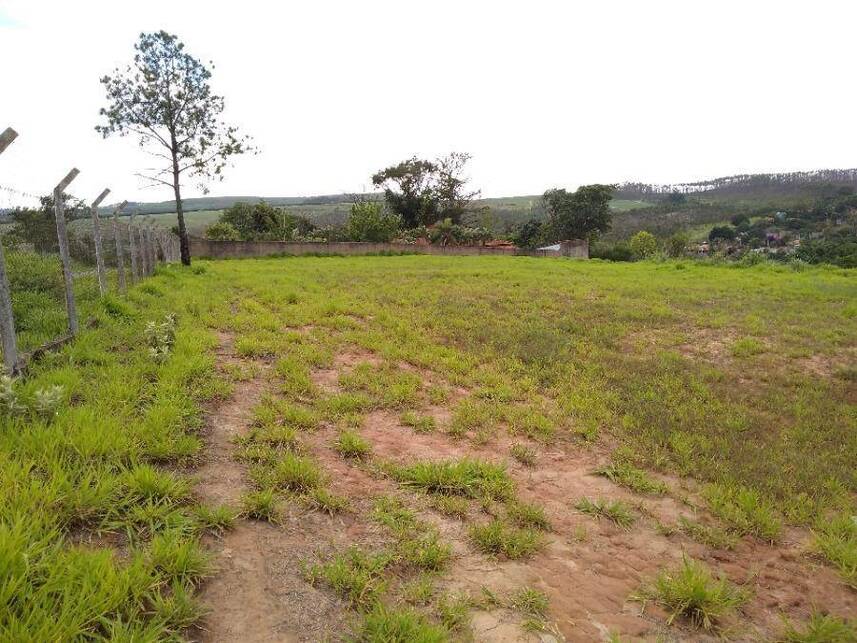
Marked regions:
[333,430,372,460]
[394,459,514,501]
[468,519,543,559]
[594,460,667,495]
[575,497,636,530]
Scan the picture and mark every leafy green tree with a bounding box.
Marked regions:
[372,157,438,228]
[346,201,401,242]
[543,184,615,242]
[512,218,545,249]
[629,231,658,259]
[371,152,481,228]
[97,31,255,265]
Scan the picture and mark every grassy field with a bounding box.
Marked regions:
[2,256,855,639]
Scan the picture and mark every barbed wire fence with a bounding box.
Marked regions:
[0,126,181,374]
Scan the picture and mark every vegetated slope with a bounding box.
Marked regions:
[6,255,853,640]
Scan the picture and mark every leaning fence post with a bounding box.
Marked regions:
[90,188,111,295]
[128,214,140,282]
[53,168,81,336]
[112,200,128,293]
[0,127,20,373]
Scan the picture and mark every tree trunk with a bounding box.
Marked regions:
[171,151,191,266]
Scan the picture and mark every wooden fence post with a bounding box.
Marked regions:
[90,188,111,295]
[0,127,20,373]
[112,200,128,293]
[53,168,81,335]
[128,214,140,282]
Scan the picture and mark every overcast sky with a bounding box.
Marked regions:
[1,0,855,206]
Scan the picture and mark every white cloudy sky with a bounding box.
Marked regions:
[1,0,855,206]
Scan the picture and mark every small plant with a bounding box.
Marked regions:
[594,460,667,495]
[469,519,543,559]
[0,373,25,416]
[702,483,782,542]
[32,384,65,420]
[402,575,436,605]
[149,580,206,631]
[145,313,178,363]
[241,489,279,522]
[400,533,452,572]
[436,592,472,632]
[506,501,551,531]
[400,410,436,433]
[334,430,371,460]
[633,556,748,631]
[510,443,536,467]
[149,531,212,584]
[509,586,549,617]
[575,497,636,530]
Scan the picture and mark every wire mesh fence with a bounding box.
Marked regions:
[0,126,181,373]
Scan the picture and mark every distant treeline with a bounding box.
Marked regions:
[616,168,857,200]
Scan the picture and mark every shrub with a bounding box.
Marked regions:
[204,221,241,241]
[664,232,689,258]
[629,231,658,259]
[346,200,401,243]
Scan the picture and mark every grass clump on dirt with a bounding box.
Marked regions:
[271,452,323,492]
[594,460,667,495]
[430,495,470,519]
[634,556,748,631]
[778,611,857,642]
[304,487,350,515]
[305,546,393,609]
[702,483,782,543]
[575,497,636,530]
[394,458,514,501]
[372,497,452,572]
[812,513,857,589]
[678,517,739,550]
[240,489,280,522]
[509,586,549,617]
[356,604,449,642]
[400,410,436,433]
[509,443,536,467]
[506,501,551,531]
[334,429,372,460]
[468,519,543,559]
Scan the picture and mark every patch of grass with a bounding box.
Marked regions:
[430,495,470,519]
[509,586,549,617]
[400,411,436,433]
[149,531,212,584]
[150,580,206,632]
[778,611,857,642]
[509,443,536,467]
[271,452,323,492]
[436,592,472,633]
[306,546,393,609]
[702,483,782,543]
[594,460,667,495]
[400,533,452,572]
[731,337,765,357]
[394,459,514,501]
[575,497,636,530]
[304,487,350,515]
[356,604,449,642]
[468,519,543,559]
[240,489,280,522]
[813,513,857,589]
[124,464,192,503]
[634,556,748,631]
[192,504,236,535]
[678,517,738,550]
[333,430,372,460]
[402,575,436,605]
[506,501,551,531]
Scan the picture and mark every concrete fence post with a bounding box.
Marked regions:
[53,168,81,335]
[0,127,20,373]
[90,188,111,295]
[112,200,128,293]
[128,214,140,282]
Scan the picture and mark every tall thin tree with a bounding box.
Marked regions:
[97,31,255,265]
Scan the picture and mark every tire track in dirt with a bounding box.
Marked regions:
[192,333,362,642]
